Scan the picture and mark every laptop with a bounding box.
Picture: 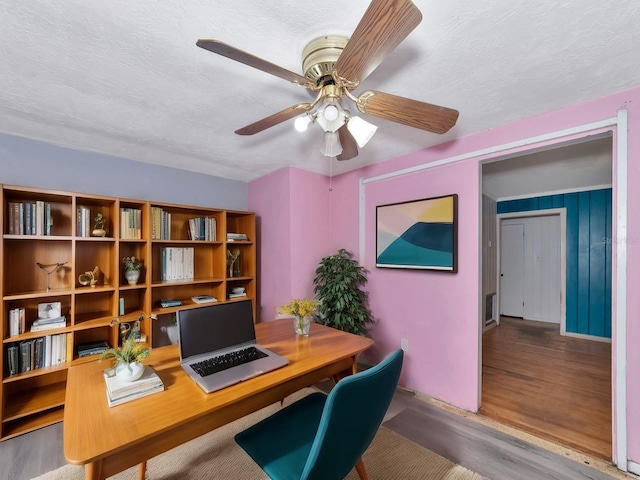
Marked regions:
[176,299,289,393]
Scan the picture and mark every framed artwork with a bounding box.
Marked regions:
[376,194,458,272]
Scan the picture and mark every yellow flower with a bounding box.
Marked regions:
[278,298,318,319]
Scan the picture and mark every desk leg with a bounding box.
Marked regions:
[85,460,103,480]
[138,461,147,480]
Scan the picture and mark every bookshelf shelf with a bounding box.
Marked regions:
[1,184,257,441]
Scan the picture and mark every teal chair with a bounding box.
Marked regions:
[235,349,404,480]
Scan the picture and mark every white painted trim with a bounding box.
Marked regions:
[615,108,628,470]
[564,332,612,343]
[359,177,365,261]
[362,117,617,186]
[628,460,640,475]
[497,209,566,332]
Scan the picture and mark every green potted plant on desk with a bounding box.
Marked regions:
[313,248,373,336]
[100,334,151,382]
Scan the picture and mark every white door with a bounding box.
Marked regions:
[500,223,525,317]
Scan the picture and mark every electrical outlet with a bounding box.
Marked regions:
[401,338,409,352]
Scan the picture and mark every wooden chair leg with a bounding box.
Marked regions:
[355,458,368,480]
[137,460,147,480]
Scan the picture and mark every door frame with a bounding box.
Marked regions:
[496,209,567,332]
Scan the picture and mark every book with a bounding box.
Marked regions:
[106,382,164,407]
[227,232,248,241]
[104,366,164,406]
[78,340,109,358]
[6,345,18,376]
[30,317,66,332]
[159,298,182,308]
[191,295,217,304]
[228,292,247,299]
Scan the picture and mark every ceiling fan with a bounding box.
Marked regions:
[196,0,459,161]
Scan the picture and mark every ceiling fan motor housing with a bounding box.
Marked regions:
[302,35,348,86]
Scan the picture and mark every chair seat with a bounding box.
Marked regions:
[235,392,328,480]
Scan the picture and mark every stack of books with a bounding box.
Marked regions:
[104,366,164,407]
[227,232,248,241]
[30,302,66,332]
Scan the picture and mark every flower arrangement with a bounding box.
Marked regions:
[278,298,318,320]
[122,256,143,272]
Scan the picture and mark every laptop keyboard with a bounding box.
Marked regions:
[191,346,268,377]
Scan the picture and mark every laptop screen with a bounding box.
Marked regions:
[177,300,255,361]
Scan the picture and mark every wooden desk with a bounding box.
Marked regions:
[64,319,373,480]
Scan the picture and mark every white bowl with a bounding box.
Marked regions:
[232,287,245,294]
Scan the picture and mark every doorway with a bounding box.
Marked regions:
[480,135,614,461]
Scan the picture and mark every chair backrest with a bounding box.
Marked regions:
[301,349,404,480]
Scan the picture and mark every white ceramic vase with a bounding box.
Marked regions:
[125,269,140,285]
[115,361,145,382]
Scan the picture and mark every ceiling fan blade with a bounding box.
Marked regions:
[334,0,422,84]
[356,90,459,134]
[197,39,310,86]
[336,125,359,161]
[235,103,313,135]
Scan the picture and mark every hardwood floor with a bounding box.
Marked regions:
[480,316,612,460]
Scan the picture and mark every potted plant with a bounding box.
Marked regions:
[99,334,151,382]
[122,256,143,285]
[313,249,373,335]
[278,298,318,336]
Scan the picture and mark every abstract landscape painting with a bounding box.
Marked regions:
[376,194,457,271]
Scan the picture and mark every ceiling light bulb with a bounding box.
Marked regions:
[323,104,339,121]
[294,115,312,132]
[320,131,343,157]
[347,116,378,148]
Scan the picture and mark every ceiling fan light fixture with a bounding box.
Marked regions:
[320,131,343,157]
[347,116,378,148]
[294,114,313,132]
[316,100,346,133]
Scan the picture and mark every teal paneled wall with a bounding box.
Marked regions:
[497,189,612,338]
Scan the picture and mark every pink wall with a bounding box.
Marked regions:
[249,167,332,321]
[250,85,640,466]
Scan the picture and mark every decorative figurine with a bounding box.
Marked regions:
[36,261,68,292]
[92,213,107,237]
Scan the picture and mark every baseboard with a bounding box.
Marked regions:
[563,331,612,343]
[628,459,640,476]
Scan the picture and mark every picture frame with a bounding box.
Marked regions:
[376,194,458,272]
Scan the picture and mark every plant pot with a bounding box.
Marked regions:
[125,269,141,285]
[294,316,312,336]
[115,361,145,382]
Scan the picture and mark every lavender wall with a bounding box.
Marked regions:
[0,133,248,210]
[250,85,640,466]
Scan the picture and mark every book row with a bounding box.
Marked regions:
[161,247,195,282]
[6,333,69,376]
[151,207,171,240]
[120,207,142,239]
[188,217,217,241]
[6,201,53,236]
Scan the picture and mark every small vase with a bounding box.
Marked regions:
[294,316,312,336]
[125,269,140,285]
[115,361,145,382]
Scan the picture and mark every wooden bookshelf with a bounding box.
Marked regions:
[0,185,256,440]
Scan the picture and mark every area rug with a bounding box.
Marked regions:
[34,389,480,480]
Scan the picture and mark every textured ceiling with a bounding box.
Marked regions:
[1,1,638,183]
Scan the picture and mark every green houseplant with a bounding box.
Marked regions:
[313,249,373,335]
[100,334,151,382]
